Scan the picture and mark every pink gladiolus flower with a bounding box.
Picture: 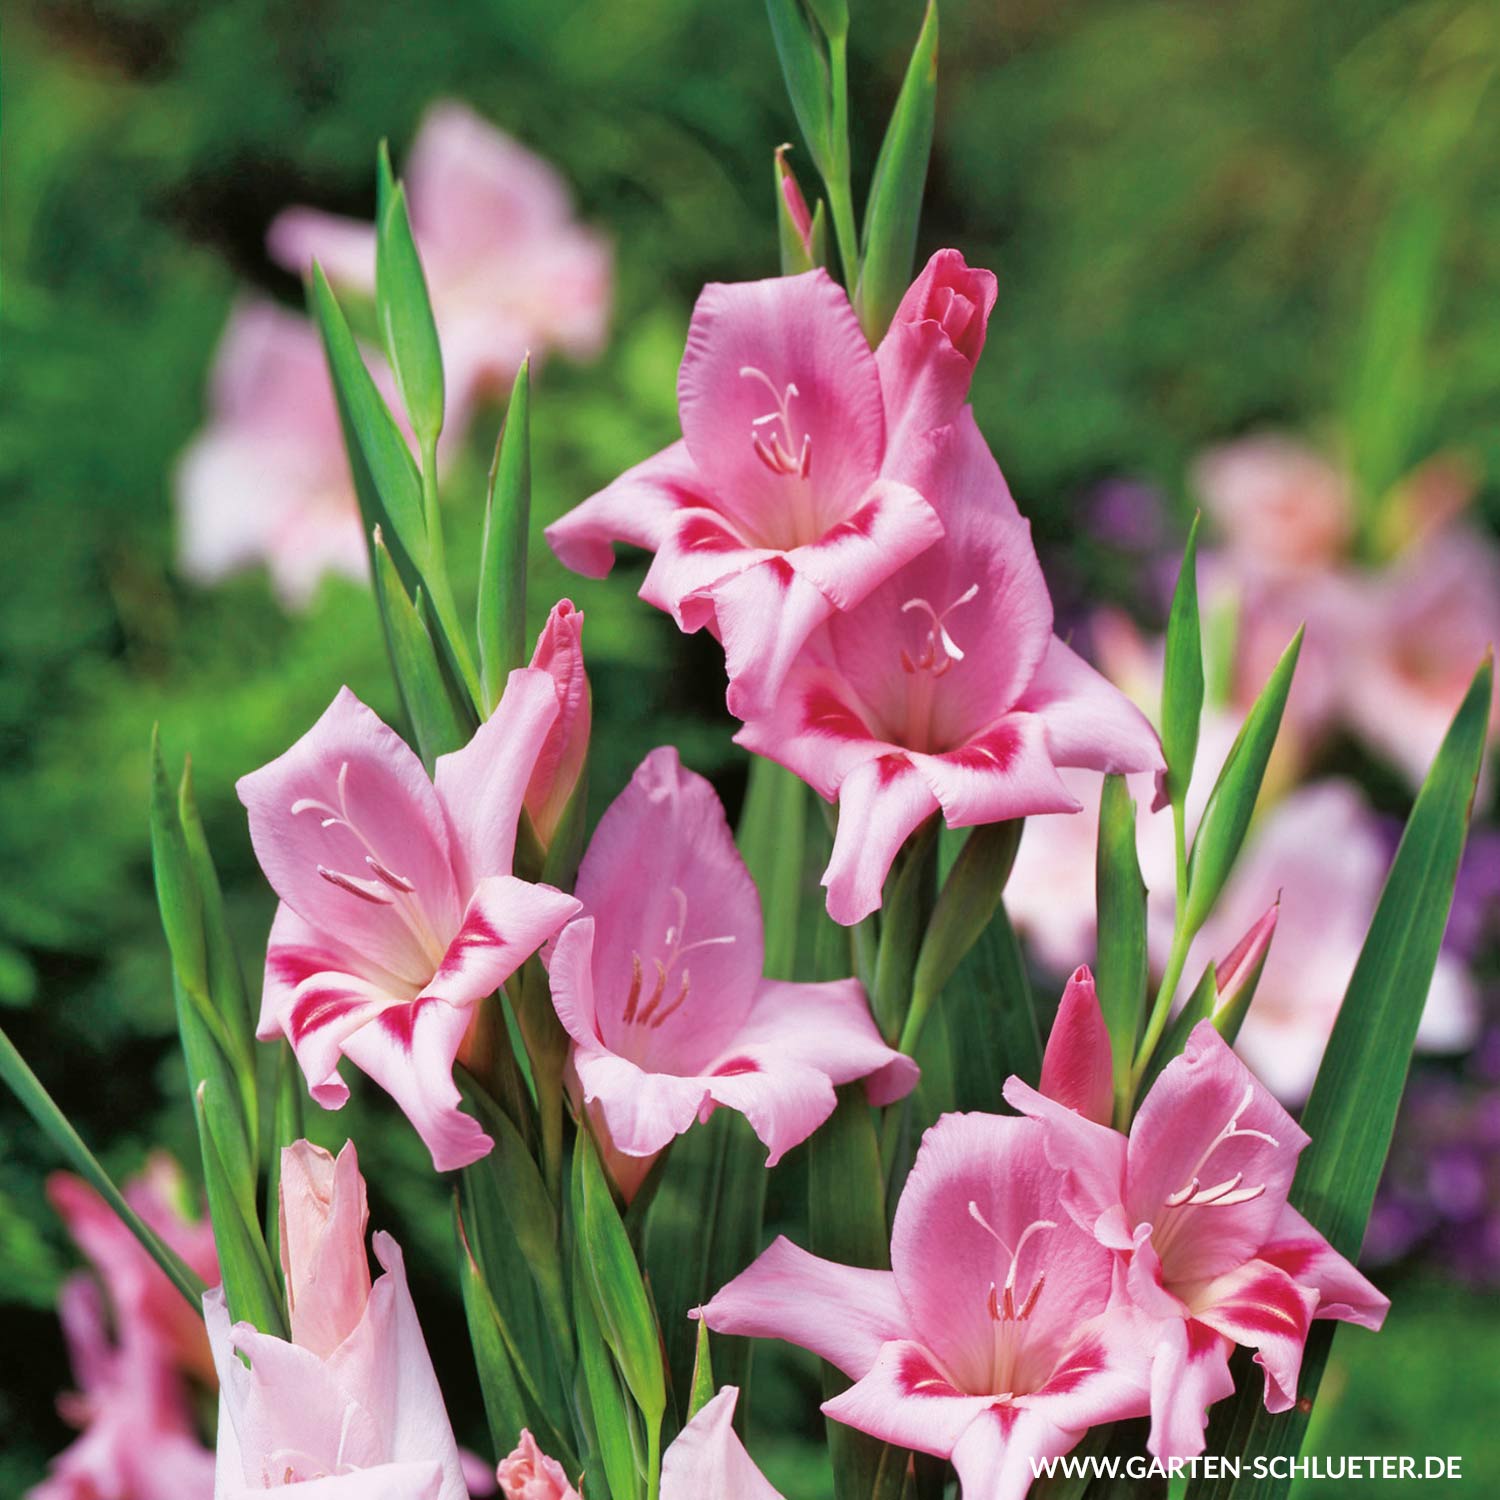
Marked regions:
[238,674,582,1171]
[546,252,998,718]
[495,1431,579,1500]
[660,1387,784,1499]
[270,101,610,428]
[524,599,590,846]
[175,301,372,609]
[735,413,1164,925]
[1006,995,1390,1459]
[548,746,917,1200]
[32,1160,220,1500]
[699,1112,1151,1500]
[208,1141,467,1498]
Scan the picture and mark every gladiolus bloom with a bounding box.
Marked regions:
[546,252,998,717]
[270,101,610,427]
[495,1431,579,1500]
[208,1142,467,1497]
[699,1112,1151,1500]
[736,413,1164,924]
[1006,999,1389,1458]
[524,599,590,847]
[175,302,372,609]
[548,746,916,1199]
[32,1160,219,1500]
[238,674,582,1171]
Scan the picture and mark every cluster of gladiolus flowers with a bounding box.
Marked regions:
[699,970,1389,1489]
[176,103,610,608]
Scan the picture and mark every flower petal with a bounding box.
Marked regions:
[661,1387,784,1500]
[238,688,462,992]
[280,969,406,1110]
[1014,637,1166,775]
[260,901,376,1041]
[546,440,713,578]
[1039,967,1115,1127]
[571,1046,710,1160]
[912,713,1082,828]
[421,875,580,1008]
[696,1235,911,1381]
[339,999,493,1172]
[267,207,377,289]
[1127,1023,1307,1286]
[734,978,919,1106]
[222,1465,447,1500]
[1145,1316,1236,1460]
[434,668,561,891]
[823,754,940,926]
[821,1340,1000,1457]
[949,1404,1086,1500]
[700,1053,837,1167]
[1257,1203,1389,1331]
[1188,1259,1318,1414]
[678,270,884,539]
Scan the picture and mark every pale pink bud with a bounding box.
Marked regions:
[1215,899,1279,1015]
[278,1139,371,1358]
[775,144,815,260]
[496,1430,581,1500]
[887,248,997,368]
[525,599,590,845]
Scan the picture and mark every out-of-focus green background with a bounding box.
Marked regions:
[2,0,1497,1493]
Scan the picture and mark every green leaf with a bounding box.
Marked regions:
[802,0,847,41]
[1095,775,1148,1113]
[909,819,1023,1030]
[854,0,938,342]
[264,1042,304,1279]
[809,1087,905,1500]
[1183,627,1303,934]
[192,1075,287,1337]
[737,756,807,982]
[573,1239,644,1500]
[376,181,445,448]
[309,264,428,571]
[871,818,939,1042]
[148,728,206,1000]
[0,1024,206,1310]
[1187,654,1491,1500]
[765,0,833,175]
[372,529,475,770]
[572,1130,666,1425]
[687,1320,716,1421]
[1159,513,1204,809]
[456,1201,579,1476]
[478,360,533,713]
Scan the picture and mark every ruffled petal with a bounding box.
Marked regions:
[1257,1203,1389,1330]
[546,440,713,578]
[1145,1316,1236,1460]
[913,714,1082,828]
[1015,637,1166,775]
[950,1404,1085,1500]
[696,1235,911,1381]
[823,755,940,926]
[571,1047,710,1160]
[1189,1259,1318,1414]
[700,1053,838,1167]
[260,901,374,1040]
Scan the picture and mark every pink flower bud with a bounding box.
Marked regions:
[775,144,815,260]
[278,1139,371,1358]
[1214,899,1279,1013]
[496,1430,581,1500]
[886,248,997,369]
[525,599,590,845]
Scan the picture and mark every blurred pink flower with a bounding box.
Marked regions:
[549,746,915,1200]
[208,1141,467,1498]
[1009,1012,1388,1459]
[524,599,590,847]
[175,301,373,609]
[547,252,996,718]
[270,101,610,426]
[238,674,581,1171]
[700,1111,1152,1499]
[495,1431,578,1500]
[31,1159,219,1500]
[1186,780,1478,1104]
[736,413,1163,925]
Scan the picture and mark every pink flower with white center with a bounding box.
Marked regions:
[175,301,374,610]
[238,673,582,1172]
[523,599,590,847]
[1006,990,1390,1459]
[548,746,917,1201]
[698,1112,1152,1500]
[545,252,998,718]
[269,101,610,428]
[735,412,1164,925]
[495,1431,578,1500]
[31,1160,220,1500]
[208,1142,467,1498]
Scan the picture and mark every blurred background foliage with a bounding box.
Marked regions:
[2,0,1497,1492]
